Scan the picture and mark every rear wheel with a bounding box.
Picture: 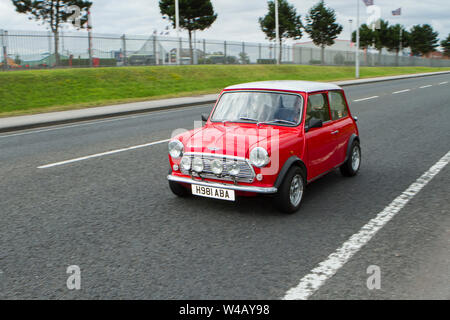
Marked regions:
[340,141,361,177]
[275,166,305,214]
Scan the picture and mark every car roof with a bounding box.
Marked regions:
[225,80,342,93]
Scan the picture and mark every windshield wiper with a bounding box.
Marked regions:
[258,119,297,126]
[239,117,259,122]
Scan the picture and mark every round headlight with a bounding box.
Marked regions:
[250,147,270,168]
[192,157,204,173]
[227,162,240,176]
[211,159,224,175]
[168,140,184,159]
[180,156,191,172]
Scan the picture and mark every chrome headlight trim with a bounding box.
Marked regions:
[192,157,204,173]
[211,159,224,175]
[250,147,270,168]
[180,156,192,172]
[168,140,184,159]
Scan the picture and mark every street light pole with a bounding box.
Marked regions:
[275,0,280,65]
[175,0,180,65]
[355,0,360,79]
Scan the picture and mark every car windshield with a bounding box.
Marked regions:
[211,91,304,126]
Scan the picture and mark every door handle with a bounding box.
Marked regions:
[331,130,340,135]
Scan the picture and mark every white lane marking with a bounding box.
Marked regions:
[419,85,432,89]
[353,96,379,102]
[439,81,448,85]
[0,104,211,139]
[392,89,411,94]
[38,139,170,169]
[283,149,450,300]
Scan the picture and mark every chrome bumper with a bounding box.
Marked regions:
[167,175,278,194]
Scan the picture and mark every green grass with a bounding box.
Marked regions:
[0,65,449,117]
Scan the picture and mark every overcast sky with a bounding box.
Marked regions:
[0,0,449,44]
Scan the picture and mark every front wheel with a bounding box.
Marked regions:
[275,166,306,214]
[168,169,191,197]
[340,141,361,177]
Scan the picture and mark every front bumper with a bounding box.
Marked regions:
[167,175,278,194]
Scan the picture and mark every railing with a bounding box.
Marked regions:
[1,29,449,70]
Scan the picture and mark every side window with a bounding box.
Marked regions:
[306,93,331,124]
[329,91,349,120]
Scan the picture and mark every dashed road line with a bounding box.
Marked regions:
[283,149,450,300]
[38,139,170,169]
[353,96,379,102]
[392,89,411,94]
[439,81,448,85]
[420,85,432,89]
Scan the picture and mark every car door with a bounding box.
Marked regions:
[328,90,354,165]
[304,92,335,181]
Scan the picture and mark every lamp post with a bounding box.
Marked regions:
[175,0,180,65]
[355,0,360,79]
[275,0,280,65]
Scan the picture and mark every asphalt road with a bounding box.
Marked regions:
[0,74,449,299]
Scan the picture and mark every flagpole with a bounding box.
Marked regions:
[356,0,360,79]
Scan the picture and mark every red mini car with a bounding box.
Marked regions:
[167,81,361,213]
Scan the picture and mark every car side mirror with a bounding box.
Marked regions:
[305,118,323,132]
[353,116,358,122]
[201,113,209,122]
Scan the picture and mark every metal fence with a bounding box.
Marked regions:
[1,29,450,70]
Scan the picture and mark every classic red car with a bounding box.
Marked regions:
[167,81,361,213]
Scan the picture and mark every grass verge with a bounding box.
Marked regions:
[0,65,449,117]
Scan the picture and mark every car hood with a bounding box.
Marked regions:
[182,124,289,158]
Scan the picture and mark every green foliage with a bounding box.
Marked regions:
[159,0,217,33]
[440,34,450,57]
[1,66,449,117]
[11,0,92,32]
[409,24,439,56]
[372,19,390,54]
[238,52,250,64]
[304,1,343,49]
[259,0,303,42]
[352,24,374,49]
[386,24,409,54]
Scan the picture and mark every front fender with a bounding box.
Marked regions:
[274,156,307,188]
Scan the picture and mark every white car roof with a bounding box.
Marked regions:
[225,80,342,93]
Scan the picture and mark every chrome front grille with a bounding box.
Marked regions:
[182,153,255,183]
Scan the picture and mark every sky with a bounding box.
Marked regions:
[0,0,449,45]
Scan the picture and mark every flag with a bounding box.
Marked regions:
[392,8,402,16]
[362,0,374,6]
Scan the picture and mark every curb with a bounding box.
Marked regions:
[1,70,449,133]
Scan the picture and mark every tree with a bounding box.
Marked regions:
[239,52,250,64]
[409,24,439,56]
[352,24,374,50]
[159,0,217,65]
[386,24,409,65]
[372,19,390,61]
[304,0,343,64]
[440,34,450,57]
[12,0,92,66]
[259,0,302,64]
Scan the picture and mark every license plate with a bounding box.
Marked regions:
[192,185,236,202]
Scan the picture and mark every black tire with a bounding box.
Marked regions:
[340,141,361,177]
[168,169,191,197]
[275,166,306,214]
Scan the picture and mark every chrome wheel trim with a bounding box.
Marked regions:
[351,146,361,172]
[289,174,304,207]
